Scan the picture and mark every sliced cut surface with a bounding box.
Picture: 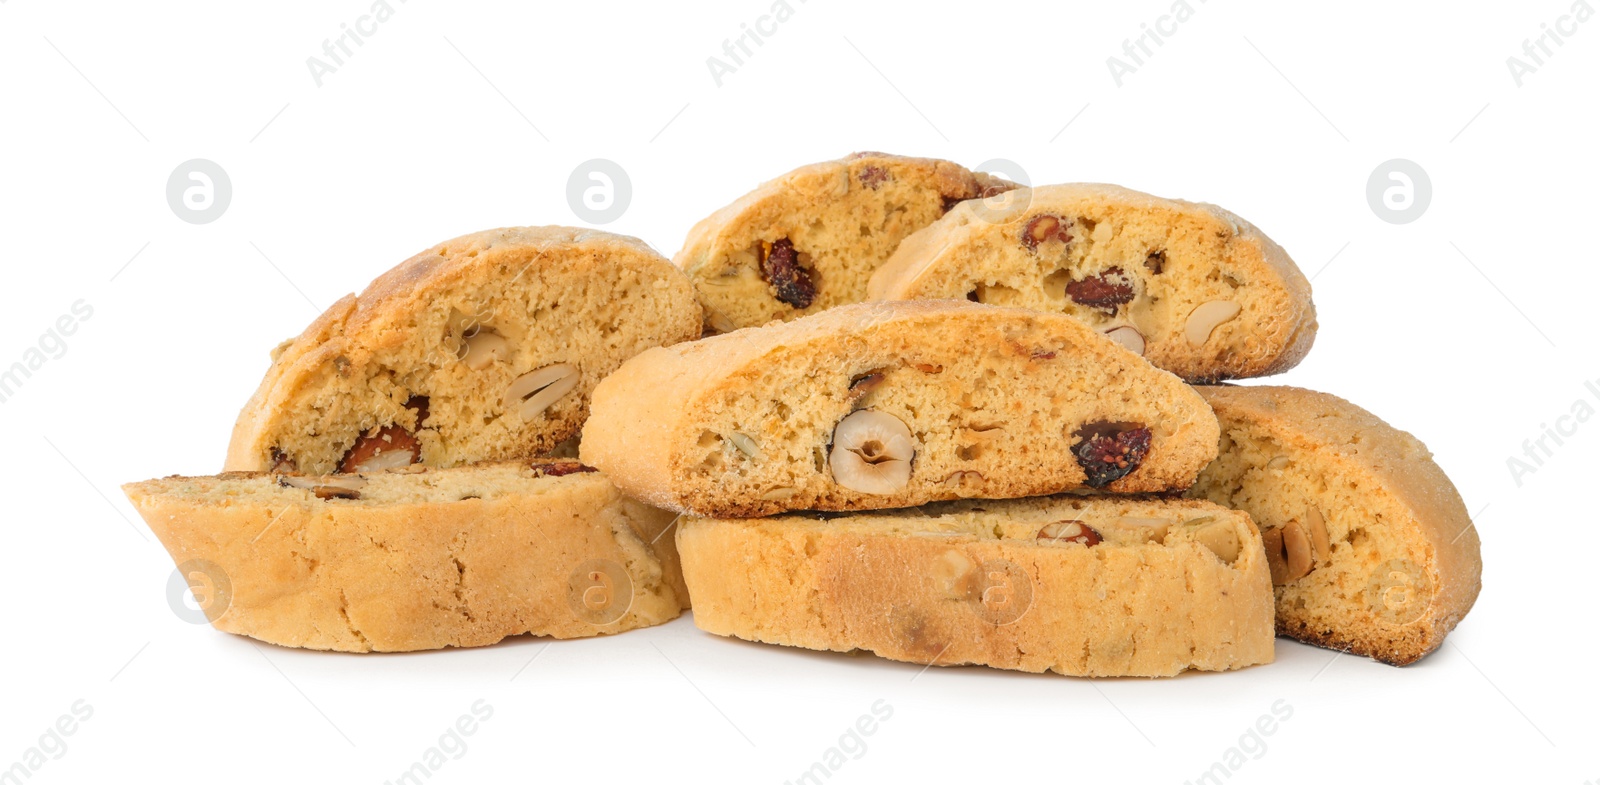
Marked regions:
[579,300,1220,517]
[124,461,688,652]
[676,152,1014,332]
[1188,385,1482,666]
[678,496,1274,677]
[225,226,702,474]
[869,183,1317,381]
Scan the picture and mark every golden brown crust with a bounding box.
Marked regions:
[225,226,701,474]
[124,461,688,652]
[580,300,1221,517]
[677,496,1275,677]
[676,153,1014,332]
[1190,385,1482,665]
[869,183,1317,381]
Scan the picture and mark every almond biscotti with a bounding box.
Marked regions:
[677,152,1013,332]
[124,461,689,652]
[868,184,1317,381]
[1188,386,1482,665]
[579,300,1220,517]
[678,496,1275,677]
[225,226,702,475]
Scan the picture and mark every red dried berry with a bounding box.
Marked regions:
[537,462,598,477]
[858,165,890,189]
[760,238,816,309]
[1071,423,1152,488]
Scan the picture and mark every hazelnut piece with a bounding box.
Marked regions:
[1037,520,1102,547]
[828,409,918,495]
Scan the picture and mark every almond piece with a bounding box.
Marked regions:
[459,330,510,369]
[1185,300,1242,346]
[1104,326,1146,355]
[504,364,579,421]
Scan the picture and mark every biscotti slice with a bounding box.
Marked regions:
[677,152,1014,332]
[1188,386,1482,665]
[868,183,1317,381]
[579,300,1220,517]
[225,226,702,474]
[678,496,1274,677]
[124,460,689,653]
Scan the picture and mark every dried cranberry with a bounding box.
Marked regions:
[1071,423,1152,488]
[858,165,890,189]
[760,238,816,309]
[537,462,598,477]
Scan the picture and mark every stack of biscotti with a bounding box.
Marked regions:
[580,299,1277,677]
[125,227,705,652]
[632,154,1480,671]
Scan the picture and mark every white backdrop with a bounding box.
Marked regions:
[2,0,1596,782]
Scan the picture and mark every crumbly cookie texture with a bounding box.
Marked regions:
[676,152,1013,332]
[678,496,1275,677]
[1189,386,1482,666]
[124,461,689,653]
[225,226,702,475]
[579,300,1220,517]
[868,183,1317,382]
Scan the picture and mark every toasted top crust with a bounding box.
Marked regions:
[869,183,1317,381]
[1193,385,1482,663]
[675,152,1013,331]
[580,299,1220,516]
[225,226,701,473]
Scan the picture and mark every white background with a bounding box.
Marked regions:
[1,0,1596,782]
